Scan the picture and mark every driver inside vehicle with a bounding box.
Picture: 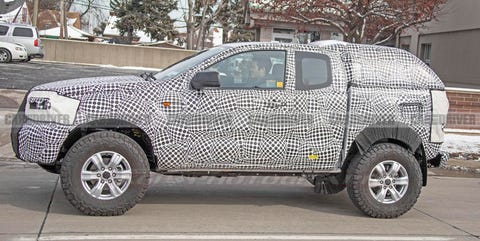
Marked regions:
[238,57,278,88]
[249,57,272,84]
[208,51,285,89]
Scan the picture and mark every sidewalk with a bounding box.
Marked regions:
[0,89,479,176]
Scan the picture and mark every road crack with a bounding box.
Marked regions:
[414,207,480,239]
[36,176,59,241]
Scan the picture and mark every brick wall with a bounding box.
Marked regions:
[446,90,480,129]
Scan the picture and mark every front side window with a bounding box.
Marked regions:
[295,51,332,90]
[207,50,286,89]
[12,27,33,37]
[154,46,230,81]
[0,25,8,36]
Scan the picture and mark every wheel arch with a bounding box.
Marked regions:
[342,122,428,186]
[57,119,157,171]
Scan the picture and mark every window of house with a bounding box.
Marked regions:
[295,51,332,90]
[12,27,33,37]
[421,43,432,65]
[206,50,287,89]
[273,28,294,34]
[401,44,410,51]
[274,38,292,43]
[0,25,9,36]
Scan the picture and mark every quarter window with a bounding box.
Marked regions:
[12,27,33,37]
[0,25,8,36]
[295,51,332,90]
[207,50,286,89]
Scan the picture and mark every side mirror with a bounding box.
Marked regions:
[191,71,220,90]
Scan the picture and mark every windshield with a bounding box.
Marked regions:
[154,46,231,81]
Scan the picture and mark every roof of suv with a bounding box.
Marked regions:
[0,22,37,28]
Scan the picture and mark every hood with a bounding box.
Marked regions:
[31,75,145,98]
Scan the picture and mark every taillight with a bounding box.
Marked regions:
[34,39,39,47]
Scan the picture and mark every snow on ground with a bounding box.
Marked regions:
[441,133,480,154]
[98,65,162,72]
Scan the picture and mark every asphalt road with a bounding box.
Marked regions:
[0,165,479,241]
[0,61,149,90]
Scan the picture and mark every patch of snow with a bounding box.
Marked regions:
[445,87,480,93]
[445,128,480,134]
[441,133,480,154]
[98,65,162,72]
[39,25,92,40]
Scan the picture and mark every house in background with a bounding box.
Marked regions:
[398,0,480,90]
[39,20,94,41]
[0,0,29,24]
[244,2,343,44]
[398,0,480,130]
[36,10,81,31]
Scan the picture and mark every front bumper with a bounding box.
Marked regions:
[13,120,71,164]
[12,50,28,61]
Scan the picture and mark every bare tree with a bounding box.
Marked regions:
[183,0,228,50]
[251,0,447,45]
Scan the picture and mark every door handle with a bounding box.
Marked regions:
[267,99,287,108]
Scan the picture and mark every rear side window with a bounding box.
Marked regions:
[0,25,8,36]
[295,51,332,90]
[12,27,33,37]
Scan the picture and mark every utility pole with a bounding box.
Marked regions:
[60,0,65,38]
[32,0,39,26]
[59,0,68,39]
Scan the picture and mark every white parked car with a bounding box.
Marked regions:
[0,41,27,63]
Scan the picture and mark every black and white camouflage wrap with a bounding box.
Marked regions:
[17,42,445,172]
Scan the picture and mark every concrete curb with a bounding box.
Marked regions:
[0,158,39,169]
[442,164,480,175]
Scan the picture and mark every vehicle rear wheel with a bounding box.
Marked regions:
[346,143,422,218]
[0,48,12,63]
[60,131,150,216]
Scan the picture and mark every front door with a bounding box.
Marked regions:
[185,49,295,170]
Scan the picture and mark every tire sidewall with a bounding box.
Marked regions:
[349,144,422,216]
[61,132,149,211]
[0,48,11,63]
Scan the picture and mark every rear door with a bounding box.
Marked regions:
[292,48,348,171]
[11,27,34,53]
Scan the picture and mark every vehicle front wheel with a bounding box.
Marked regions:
[346,143,422,218]
[0,48,12,63]
[60,131,150,216]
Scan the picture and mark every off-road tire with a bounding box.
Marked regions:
[60,131,150,216]
[0,48,12,63]
[346,143,422,218]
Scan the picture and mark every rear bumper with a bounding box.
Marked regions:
[29,53,44,59]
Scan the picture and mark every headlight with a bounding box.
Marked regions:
[29,97,51,110]
[15,47,24,51]
[25,91,80,125]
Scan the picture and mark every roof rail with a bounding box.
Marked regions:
[310,40,348,47]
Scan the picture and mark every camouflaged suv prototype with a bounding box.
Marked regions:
[11,41,449,218]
